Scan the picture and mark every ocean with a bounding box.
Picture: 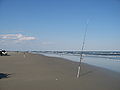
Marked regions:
[31,51,120,73]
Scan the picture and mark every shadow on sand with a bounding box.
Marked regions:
[0,55,10,56]
[0,73,11,79]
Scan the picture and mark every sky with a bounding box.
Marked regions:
[0,0,120,51]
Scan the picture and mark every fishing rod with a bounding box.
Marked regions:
[76,20,89,78]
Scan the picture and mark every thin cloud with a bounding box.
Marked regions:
[0,34,36,41]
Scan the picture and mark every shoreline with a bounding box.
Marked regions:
[0,52,120,90]
[35,52,120,73]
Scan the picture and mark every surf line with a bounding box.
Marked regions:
[76,20,89,78]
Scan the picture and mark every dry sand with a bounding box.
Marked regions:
[0,52,120,90]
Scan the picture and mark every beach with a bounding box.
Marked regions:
[0,52,120,90]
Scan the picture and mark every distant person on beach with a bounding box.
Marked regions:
[23,52,26,58]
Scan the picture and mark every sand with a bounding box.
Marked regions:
[0,52,120,90]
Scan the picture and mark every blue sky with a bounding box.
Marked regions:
[0,0,120,51]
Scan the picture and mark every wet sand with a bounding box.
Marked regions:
[0,52,120,90]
